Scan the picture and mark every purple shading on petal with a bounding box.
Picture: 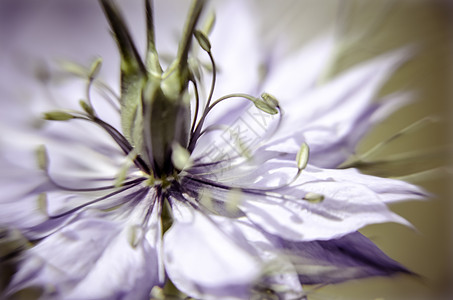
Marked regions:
[270,231,412,285]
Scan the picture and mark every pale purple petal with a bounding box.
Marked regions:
[269,231,412,285]
[263,48,414,167]
[199,0,262,128]
[183,170,410,242]
[262,34,336,100]
[7,206,161,299]
[163,201,261,300]
[241,181,410,241]
[234,220,306,300]
[303,165,429,203]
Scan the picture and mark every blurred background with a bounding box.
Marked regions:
[0,0,452,299]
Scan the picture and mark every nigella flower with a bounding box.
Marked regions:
[0,0,428,299]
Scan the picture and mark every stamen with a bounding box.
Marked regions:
[150,287,165,300]
[128,224,144,248]
[258,92,280,115]
[48,182,146,219]
[42,111,150,174]
[59,59,121,112]
[246,142,311,191]
[79,100,94,116]
[85,58,103,109]
[208,93,257,111]
[198,188,214,211]
[35,145,49,172]
[36,144,145,191]
[303,192,325,203]
[58,59,120,106]
[91,117,150,173]
[203,50,217,117]
[194,30,211,53]
[49,176,145,193]
[95,83,121,112]
[191,28,217,126]
[225,188,242,214]
[198,124,229,137]
[183,175,289,202]
[189,78,201,136]
[58,60,92,78]
[188,36,217,144]
[296,142,310,172]
[37,193,48,215]
[171,142,193,171]
[141,191,158,229]
[43,111,76,121]
[114,148,141,188]
[189,93,274,151]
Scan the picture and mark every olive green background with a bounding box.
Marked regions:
[256,0,452,299]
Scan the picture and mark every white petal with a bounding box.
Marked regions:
[299,92,414,168]
[0,194,48,230]
[234,220,305,300]
[163,202,261,299]
[263,48,414,166]
[7,196,161,299]
[240,180,411,241]
[262,34,336,100]
[200,0,262,128]
[221,142,427,204]
[303,165,429,203]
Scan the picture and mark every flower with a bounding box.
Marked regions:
[0,0,428,299]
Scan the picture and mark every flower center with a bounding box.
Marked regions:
[32,0,325,231]
[43,0,282,186]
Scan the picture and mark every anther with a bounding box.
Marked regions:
[35,144,49,172]
[43,111,75,121]
[303,192,325,203]
[37,193,48,216]
[171,142,193,171]
[296,142,310,171]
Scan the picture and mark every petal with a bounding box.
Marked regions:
[262,34,336,101]
[209,0,261,97]
[0,107,126,194]
[6,194,161,299]
[303,165,429,203]
[2,177,148,240]
[0,157,51,230]
[240,180,410,241]
[234,220,306,300]
[163,201,261,299]
[225,150,428,204]
[263,48,414,167]
[198,0,262,129]
[270,231,412,285]
[302,92,414,168]
[0,195,48,232]
[188,158,416,242]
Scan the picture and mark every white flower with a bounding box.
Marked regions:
[0,1,427,299]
